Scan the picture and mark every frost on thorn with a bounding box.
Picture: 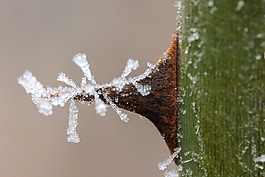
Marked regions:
[158,148,181,171]
[57,72,77,88]
[67,99,80,143]
[121,58,139,78]
[94,94,108,116]
[18,33,179,173]
[158,148,182,177]
[164,169,180,177]
[18,53,154,142]
[18,70,45,97]
[18,70,52,116]
[73,53,96,84]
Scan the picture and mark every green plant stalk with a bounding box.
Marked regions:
[179,0,265,176]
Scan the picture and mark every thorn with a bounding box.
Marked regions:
[105,32,179,157]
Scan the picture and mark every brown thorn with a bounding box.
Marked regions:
[110,32,179,156]
[74,33,179,159]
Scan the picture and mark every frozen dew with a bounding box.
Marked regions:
[73,53,96,85]
[158,148,181,171]
[127,62,155,91]
[94,94,108,116]
[208,0,214,7]
[235,0,245,11]
[67,99,80,143]
[102,92,129,122]
[18,53,156,143]
[57,72,77,88]
[121,59,139,78]
[135,84,151,96]
[261,137,265,142]
[207,0,217,14]
[18,70,45,97]
[111,59,153,97]
[209,6,217,14]
[164,169,180,177]
[147,62,156,69]
[254,154,265,170]
[18,70,54,116]
[254,154,265,163]
[188,32,199,43]
[83,84,95,95]
[256,33,264,39]
[33,97,53,116]
[255,54,262,60]
[188,28,199,43]
[111,77,127,91]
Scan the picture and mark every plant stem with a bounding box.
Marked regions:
[179,0,265,176]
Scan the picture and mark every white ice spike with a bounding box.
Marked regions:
[67,99,80,143]
[73,53,96,85]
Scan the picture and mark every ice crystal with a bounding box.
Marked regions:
[111,59,153,96]
[121,58,139,78]
[158,148,182,177]
[67,99,80,143]
[164,169,180,177]
[102,92,129,122]
[18,53,153,143]
[18,70,45,97]
[235,0,245,11]
[57,72,77,88]
[158,148,181,171]
[254,154,265,163]
[73,53,96,84]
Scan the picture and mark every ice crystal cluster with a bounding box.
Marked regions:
[158,148,182,177]
[18,53,152,143]
[254,154,265,170]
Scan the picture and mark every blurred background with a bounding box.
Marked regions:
[0,0,176,176]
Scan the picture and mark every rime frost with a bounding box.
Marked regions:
[158,148,181,171]
[164,169,180,177]
[67,99,80,143]
[18,70,45,97]
[235,0,245,11]
[18,53,153,143]
[158,148,182,177]
[111,59,153,96]
[254,154,265,163]
[254,154,265,170]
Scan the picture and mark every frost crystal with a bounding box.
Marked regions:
[67,99,80,143]
[235,0,245,11]
[134,84,151,96]
[102,92,129,122]
[57,72,77,88]
[254,154,265,163]
[164,169,180,177]
[158,148,181,171]
[158,148,182,177]
[73,53,96,84]
[18,70,45,97]
[121,59,139,78]
[18,53,154,143]
[94,94,108,116]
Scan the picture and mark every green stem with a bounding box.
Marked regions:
[179,0,265,176]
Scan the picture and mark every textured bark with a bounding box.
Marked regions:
[179,0,265,176]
